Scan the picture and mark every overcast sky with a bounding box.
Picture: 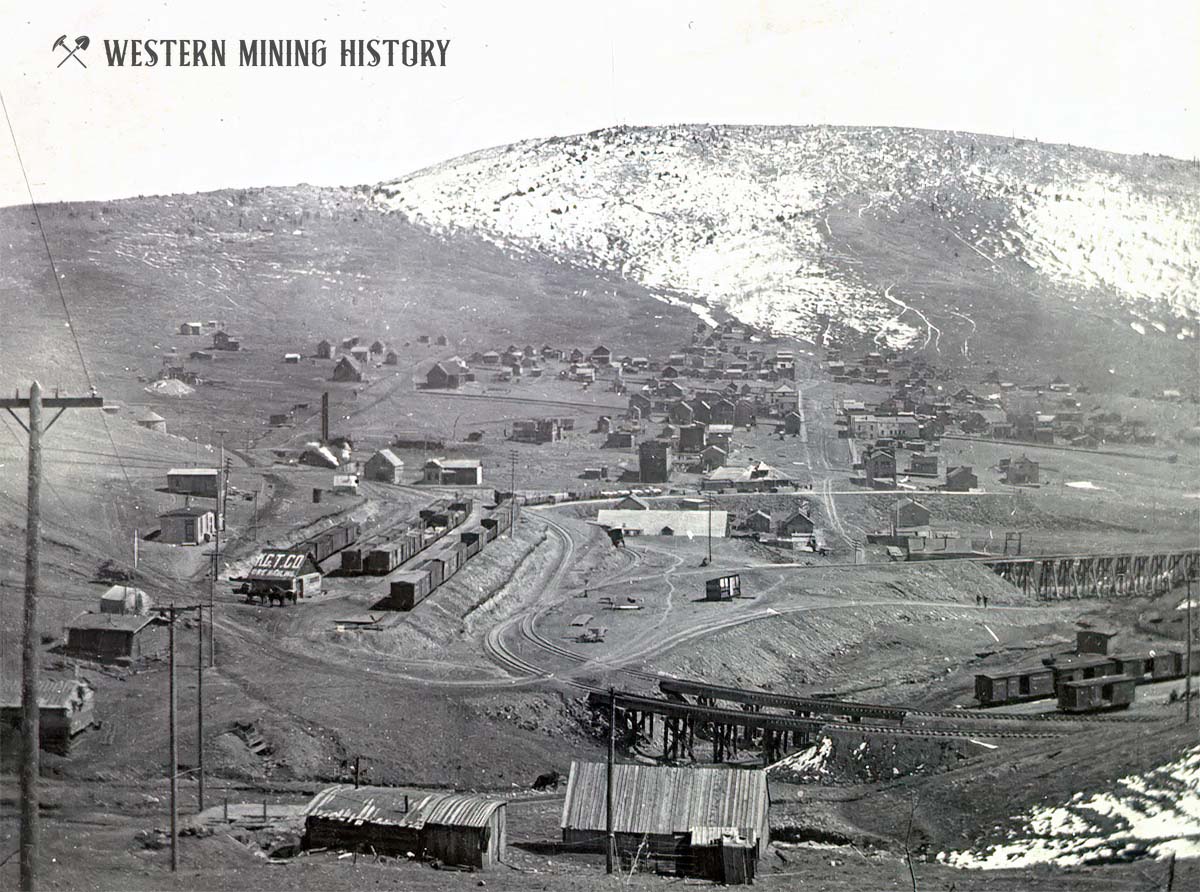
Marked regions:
[0,0,1196,206]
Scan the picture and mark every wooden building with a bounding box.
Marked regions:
[247,550,323,599]
[1006,454,1041,486]
[364,449,404,484]
[705,574,742,601]
[0,678,96,754]
[638,439,672,484]
[303,787,506,869]
[167,467,220,498]
[560,762,768,883]
[316,339,336,359]
[159,506,216,545]
[943,465,978,492]
[423,458,483,486]
[426,358,470,389]
[65,613,167,664]
[331,356,366,383]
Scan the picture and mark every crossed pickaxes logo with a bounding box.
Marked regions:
[53,35,90,68]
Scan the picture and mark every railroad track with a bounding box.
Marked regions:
[822,723,1064,741]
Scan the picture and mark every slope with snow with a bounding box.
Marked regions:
[938,746,1200,869]
[373,125,1200,348]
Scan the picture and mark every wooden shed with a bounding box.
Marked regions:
[560,762,768,882]
[303,786,506,869]
[65,613,167,663]
[0,678,96,754]
[705,574,742,601]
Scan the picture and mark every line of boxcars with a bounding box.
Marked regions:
[295,519,362,565]
[384,500,514,611]
[338,498,478,576]
[975,648,1196,713]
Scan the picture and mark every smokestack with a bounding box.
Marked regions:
[321,392,329,443]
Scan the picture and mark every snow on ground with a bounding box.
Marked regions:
[1065,481,1104,491]
[373,126,1200,344]
[938,746,1200,869]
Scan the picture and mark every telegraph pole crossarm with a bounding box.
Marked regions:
[8,384,104,892]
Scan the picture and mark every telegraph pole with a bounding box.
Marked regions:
[509,450,517,536]
[606,687,616,875]
[168,604,178,872]
[1,384,103,892]
[197,608,205,810]
[1187,572,1195,723]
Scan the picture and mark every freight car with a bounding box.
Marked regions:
[974,668,1056,707]
[1057,675,1137,713]
[388,569,433,610]
[297,520,360,565]
[976,646,1196,710]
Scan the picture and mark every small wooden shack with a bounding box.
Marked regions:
[303,787,506,869]
[560,762,768,883]
[705,574,742,601]
[0,678,96,754]
[159,506,216,545]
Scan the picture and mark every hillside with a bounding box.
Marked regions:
[375,124,1200,389]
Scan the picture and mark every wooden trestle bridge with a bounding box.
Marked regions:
[983,549,1199,599]
[587,681,908,765]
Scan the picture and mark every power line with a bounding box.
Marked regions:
[0,89,136,498]
[0,91,91,391]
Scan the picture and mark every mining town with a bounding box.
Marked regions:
[2,11,1199,891]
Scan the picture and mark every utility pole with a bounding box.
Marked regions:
[197,609,205,810]
[707,495,713,565]
[1,384,103,892]
[606,687,616,875]
[155,603,202,871]
[168,604,178,873]
[1187,572,1195,723]
[509,450,517,537]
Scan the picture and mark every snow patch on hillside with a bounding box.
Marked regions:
[374,126,1200,345]
[938,746,1200,869]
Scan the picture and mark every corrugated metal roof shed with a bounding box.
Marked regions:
[304,786,503,829]
[560,762,767,843]
[0,677,93,710]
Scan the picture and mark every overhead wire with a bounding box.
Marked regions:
[0,87,136,495]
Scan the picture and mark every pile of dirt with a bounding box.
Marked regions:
[144,378,194,396]
[770,732,976,785]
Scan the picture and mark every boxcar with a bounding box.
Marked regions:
[974,668,1055,707]
[1058,675,1136,713]
[435,546,460,580]
[1047,654,1119,689]
[460,529,483,559]
[420,558,445,589]
[389,570,433,610]
[365,543,403,575]
[340,547,366,574]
